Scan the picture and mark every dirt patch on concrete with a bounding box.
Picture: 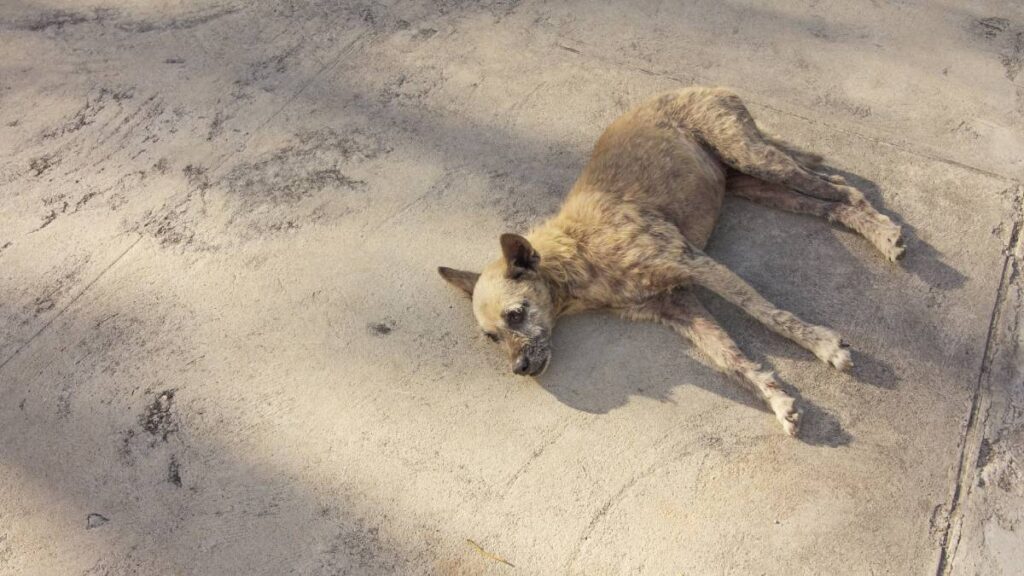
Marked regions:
[368,319,397,336]
[970,16,1024,82]
[138,128,391,248]
[141,390,178,441]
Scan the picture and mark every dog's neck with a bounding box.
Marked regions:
[526,219,593,315]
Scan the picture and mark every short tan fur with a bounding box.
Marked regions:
[439,86,904,436]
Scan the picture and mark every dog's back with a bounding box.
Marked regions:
[566,90,730,249]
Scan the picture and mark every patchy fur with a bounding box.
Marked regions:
[440,86,903,436]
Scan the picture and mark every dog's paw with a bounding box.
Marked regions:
[875,220,905,262]
[838,206,906,262]
[810,328,853,372]
[827,346,853,371]
[770,395,801,437]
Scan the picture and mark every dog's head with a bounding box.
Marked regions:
[439,233,555,377]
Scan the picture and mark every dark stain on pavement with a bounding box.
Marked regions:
[142,390,178,441]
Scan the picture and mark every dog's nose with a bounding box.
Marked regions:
[512,355,531,375]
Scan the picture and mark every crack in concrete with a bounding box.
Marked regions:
[555,42,1020,184]
[934,184,1023,576]
[0,236,142,375]
[749,102,1018,184]
[503,420,571,491]
[564,448,706,573]
[565,466,651,573]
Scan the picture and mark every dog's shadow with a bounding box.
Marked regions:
[535,314,854,447]
[516,156,963,448]
[698,164,964,388]
[529,164,967,448]
[820,167,967,292]
[698,291,903,392]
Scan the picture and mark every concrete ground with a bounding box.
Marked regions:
[1,1,1022,574]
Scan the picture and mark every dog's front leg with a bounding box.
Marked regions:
[667,241,852,372]
[625,291,801,436]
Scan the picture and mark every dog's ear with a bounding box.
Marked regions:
[500,234,539,279]
[438,266,480,296]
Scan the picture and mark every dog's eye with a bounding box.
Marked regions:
[484,332,499,342]
[505,308,524,325]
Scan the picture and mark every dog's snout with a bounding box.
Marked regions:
[512,355,531,375]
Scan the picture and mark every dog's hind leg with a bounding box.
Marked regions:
[760,135,823,171]
[728,174,905,261]
[663,88,870,207]
[626,291,801,436]
[663,240,853,371]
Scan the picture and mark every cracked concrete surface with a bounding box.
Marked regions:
[1,1,1022,574]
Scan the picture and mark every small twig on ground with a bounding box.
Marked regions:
[466,538,515,568]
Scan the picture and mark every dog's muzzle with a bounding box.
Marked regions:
[511,339,551,377]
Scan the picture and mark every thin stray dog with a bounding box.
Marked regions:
[439,87,903,436]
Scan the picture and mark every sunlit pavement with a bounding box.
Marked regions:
[1,2,1022,574]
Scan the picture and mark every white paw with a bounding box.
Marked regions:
[845,208,905,262]
[770,395,801,437]
[876,220,905,262]
[827,347,853,371]
[811,328,853,372]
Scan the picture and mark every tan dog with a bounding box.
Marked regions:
[439,86,903,436]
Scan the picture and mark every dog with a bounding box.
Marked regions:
[439,86,903,436]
